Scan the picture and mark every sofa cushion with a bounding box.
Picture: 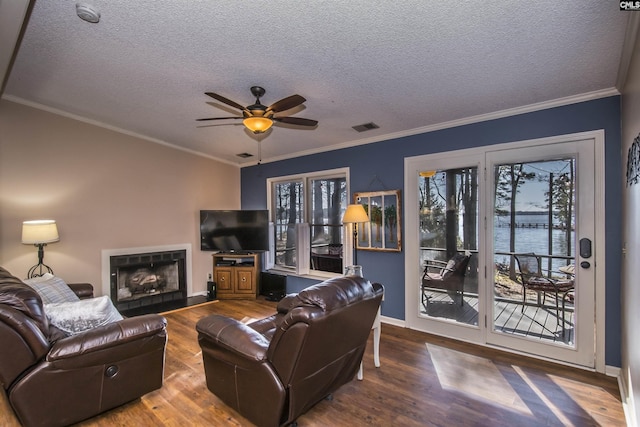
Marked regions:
[23,274,80,304]
[44,295,123,335]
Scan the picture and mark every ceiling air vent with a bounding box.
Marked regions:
[236,152,253,158]
[352,122,380,132]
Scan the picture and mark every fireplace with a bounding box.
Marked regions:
[105,246,191,315]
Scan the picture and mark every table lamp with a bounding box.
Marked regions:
[22,220,59,278]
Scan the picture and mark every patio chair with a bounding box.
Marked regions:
[514,253,574,332]
[421,253,471,309]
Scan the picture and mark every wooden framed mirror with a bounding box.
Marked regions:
[354,190,402,252]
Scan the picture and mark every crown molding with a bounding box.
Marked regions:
[2,88,619,169]
[247,88,620,166]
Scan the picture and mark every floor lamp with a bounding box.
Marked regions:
[22,220,60,278]
[342,204,370,267]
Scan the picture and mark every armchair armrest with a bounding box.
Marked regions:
[276,294,298,314]
[196,315,269,361]
[422,260,447,280]
[67,283,94,299]
[47,314,166,364]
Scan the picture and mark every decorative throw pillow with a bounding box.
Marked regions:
[438,259,457,278]
[44,295,123,335]
[23,274,80,304]
[444,259,457,271]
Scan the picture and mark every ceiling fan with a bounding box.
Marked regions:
[197,86,318,134]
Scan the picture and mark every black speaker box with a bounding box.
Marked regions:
[207,281,216,301]
[260,271,286,301]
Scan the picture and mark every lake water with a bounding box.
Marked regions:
[420,213,575,272]
[494,213,574,271]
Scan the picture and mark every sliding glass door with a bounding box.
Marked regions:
[405,152,484,343]
[417,166,479,326]
[405,133,602,368]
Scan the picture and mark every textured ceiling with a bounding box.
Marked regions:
[2,1,631,165]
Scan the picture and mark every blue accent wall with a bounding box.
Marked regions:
[242,96,622,367]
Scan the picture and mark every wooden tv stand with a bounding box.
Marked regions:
[212,253,260,299]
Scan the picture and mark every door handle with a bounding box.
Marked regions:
[580,261,591,269]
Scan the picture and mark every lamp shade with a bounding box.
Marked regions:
[342,204,369,224]
[22,220,60,244]
[243,116,273,134]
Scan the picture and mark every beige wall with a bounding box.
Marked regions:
[621,33,640,427]
[0,99,240,295]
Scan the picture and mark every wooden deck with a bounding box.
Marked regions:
[422,290,575,345]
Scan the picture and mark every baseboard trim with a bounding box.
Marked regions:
[380,315,405,328]
[607,365,622,378]
[619,368,637,427]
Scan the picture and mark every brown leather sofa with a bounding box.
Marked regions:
[0,266,167,427]
[196,275,384,427]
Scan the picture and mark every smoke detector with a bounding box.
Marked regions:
[76,3,100,23]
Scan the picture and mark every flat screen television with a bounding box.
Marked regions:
[200,210,269,252]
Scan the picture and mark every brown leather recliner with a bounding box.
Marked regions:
[196,275,384,427]
[0,266,167,427]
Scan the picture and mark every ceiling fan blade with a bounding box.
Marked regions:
[196,116,243,121]
[274,116,318,127]
[267,94,306,113]
[205,92,246,111]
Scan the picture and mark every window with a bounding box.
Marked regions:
[272,179,303,268]
[269,168,349,274]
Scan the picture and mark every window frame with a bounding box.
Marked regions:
[267,167,350,277]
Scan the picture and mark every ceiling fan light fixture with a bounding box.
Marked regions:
[243,116,273,134]
[199,87,317,134]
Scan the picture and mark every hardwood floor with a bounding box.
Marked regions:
[0,298,625,426]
